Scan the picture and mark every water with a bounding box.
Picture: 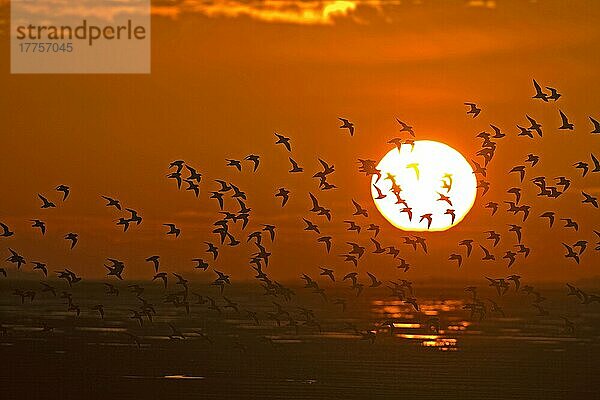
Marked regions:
[0,280,599,399]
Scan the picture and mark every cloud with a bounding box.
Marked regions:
[153,0,384,24]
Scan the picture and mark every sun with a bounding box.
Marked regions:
[371,140,476,232]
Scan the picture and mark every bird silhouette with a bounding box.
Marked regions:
[464,102,481,118]
[558,110,574,130]
[338,117,355,136]
[274,133,292,151]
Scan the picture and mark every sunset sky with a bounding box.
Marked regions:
[0,0,599,282]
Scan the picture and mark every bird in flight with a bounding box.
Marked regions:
[546,86,561,101]
[1,222,14,237]
[56,185,70,201]
[101,195,121,210]
[444,209,456,225]
[288,157,303,173]
[395,118,415,136]
[464,102,481,118]
[539,211,555,227]
[317,236,332,253]
[64,233,78,249]
[449,253,462,267]
[274,133,292,151]
[558,110,574,130]
[419,213,433,229]
[582,191,599,208]
[145,255,160,272]
[164,223,181,237]
[351,200,368,217]
[38,194,56,208]
[244,154,260,172]
[532,79,548,101]
[406,163,420,180]
[590,116,600,134]
[338,117,355,136]
[373,184,386,200]
[275,187,290,207]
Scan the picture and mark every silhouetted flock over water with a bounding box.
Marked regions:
[0,80,599,350]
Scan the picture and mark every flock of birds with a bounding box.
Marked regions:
[0,79,599,346]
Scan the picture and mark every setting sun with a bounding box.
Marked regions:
[371,140,477,232]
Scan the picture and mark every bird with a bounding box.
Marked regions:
[274,133,291,151]
[590,116,600,134]
[351,200,368,217]
[101,195,121,210]
[91,304,105,319]
[503,251,516,268]
[206,242,219,260]
[319,267,335,282]
[163,223,180,237]
[38,194,56,208]
[485,202,499,216]
[0,222,14,237]
[30,219,46,235]
[145,255,160,272]
[303,218,320,234]
[275,188,290,207]
[558,110,574,130]
[526,115,543,137]
[185,165,202,182]
[517,125,533,138]
[459,239,474,257]
[562,243,580,264]
[55,185,70,201]
[539,211,555,227]
[419,213,432,229]
[509,165,526,182]
[582,191,598,208]
[396,118,415,136]
[125,208,142,225]
[338,117,355,136]
[464,102,481,118]
[449,253,462,267]
[472,160,487,176]
[437,192,452,206]
[373,184,386,200]
[317,236,332,253]
[490,124,505,138]
[343,220,361,234]
[546,86,561,101]
[507,187,521,204]
[525,153,539,167]
[226,159,242,171]
[406,163,420,179]
[479,244,495,261]
[32,262,48,276]
[573,161,589,177]
[444,209,456,225]
[288,157,303,173]
[561,218,579,231]
[64,233,78,249]
[400,207,413,222]
[508,225,522,243]
[367,272,382,288]
[190,258,208,271]
[244,154,260,172]
[486,231,501,247]
[532,79,548,101]
[591,153,600,172]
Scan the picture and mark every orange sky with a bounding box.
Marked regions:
[0,0,599,283]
